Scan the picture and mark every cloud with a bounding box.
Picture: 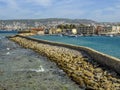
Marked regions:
[83,0,120,22]
[0,0,18,9]
[25,0,54,7]
[0,0,120,22]
[88,6,120,22]
[0,0,32,19]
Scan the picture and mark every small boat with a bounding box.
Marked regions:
[60,34,63,37]
[109,34,113,37]
[68,35,78,37]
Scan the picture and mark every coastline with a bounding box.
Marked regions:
[9,35,120,89]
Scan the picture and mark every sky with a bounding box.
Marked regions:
[0,0,120,22]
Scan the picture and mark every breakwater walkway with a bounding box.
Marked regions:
[9,35,120,90]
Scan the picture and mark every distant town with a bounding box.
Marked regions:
[0,18,120,36]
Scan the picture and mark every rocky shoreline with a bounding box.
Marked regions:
[9,36,120,90]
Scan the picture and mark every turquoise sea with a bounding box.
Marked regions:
[0,30,18,38]
[31,35,120,59]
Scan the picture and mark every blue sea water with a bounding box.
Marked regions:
[0,30,18,33]
[31,35,120,59]
[0,30,18,38]
[0,31,17,49]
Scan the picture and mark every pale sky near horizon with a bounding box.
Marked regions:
[0,0,120,22]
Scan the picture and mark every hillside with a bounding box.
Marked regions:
[0,18,97,24]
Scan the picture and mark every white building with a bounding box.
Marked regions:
[98,26,120,35]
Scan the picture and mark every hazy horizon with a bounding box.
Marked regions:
[0,0,120,22]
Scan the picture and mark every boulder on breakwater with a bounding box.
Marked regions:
[9,36,120,90]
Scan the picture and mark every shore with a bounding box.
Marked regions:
[9,35,120,89]
[0,37,82,90]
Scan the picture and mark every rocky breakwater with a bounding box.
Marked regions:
[9,36,120,90]
[18,33,35,36]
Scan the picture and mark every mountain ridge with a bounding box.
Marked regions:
[0,18,97,24]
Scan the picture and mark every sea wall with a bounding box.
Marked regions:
[17,35,120,75]
[9,35,120,89]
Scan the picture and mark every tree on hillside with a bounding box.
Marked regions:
[57,24,64,29]
[57,24,76,29]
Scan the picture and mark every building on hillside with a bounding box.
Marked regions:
[77,26,95,35]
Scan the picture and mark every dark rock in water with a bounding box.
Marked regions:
[0,69,4,75]
[50,66,53,68]
[28,59,33,62]
[85,87,94,90]
[0,84,7,90]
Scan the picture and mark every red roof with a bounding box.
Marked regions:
[32,28,44,31]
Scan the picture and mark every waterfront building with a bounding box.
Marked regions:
[49,28,57,34]
[64,29,77,35]
[72,29,77,34]
[56,28,62,34]
[31,28,45,35]
[97,26,120,35]
[112,26,120,34]
[49,28,62,34]
[37,30,44,35]
[77,26,95,35]
[65,29,72,34]
[44,29,50,34]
